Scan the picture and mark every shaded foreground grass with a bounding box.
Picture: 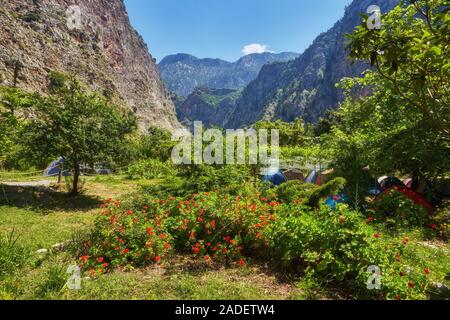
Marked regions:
[0,175,448,300]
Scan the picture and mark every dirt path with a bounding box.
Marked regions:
[0,180,53,187]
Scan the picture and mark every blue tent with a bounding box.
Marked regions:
[44,157,70,177]
[325,194,352,210]
[262,170,287,186]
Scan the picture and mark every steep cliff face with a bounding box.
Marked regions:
[176,87,239,128]
[159,52,299,97]
[0,0,180,132]
[225,0,400,128]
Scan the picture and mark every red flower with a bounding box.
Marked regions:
[155,256,161,263]
[123,248,129,254]
[206,242,211,247]
[193,247,200,254]
[146,227,154,235]
[213,246,218,252]
[230,240,237,245]
[222,248,228,253]
[165,242,170,250]
[114,246,119,251]
[402,238,409,245]
[81,255,89,262]
[399,272,404,277]
[238,259,246,266]
[424,268,431,275]
[204,255,210,261]
[395,296,402,301]
[374,233,380,238]
[133,218,139,223]
[261,198,268,202]
[408,281,415,289]
[224,236,231,242]
[97,257,104,263]
[102,263,109,268]
[127,210,132,215]
[197,217,203,223]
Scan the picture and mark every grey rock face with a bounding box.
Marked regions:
[0,0,181,132]
[224,0,400,128]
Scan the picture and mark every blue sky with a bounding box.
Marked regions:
[124,0,351,63]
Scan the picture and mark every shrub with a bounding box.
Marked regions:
[141,165,252,197]
[257,204,429,299]
[20,10,41,23]
[127,159,177,180]
[78,193,432,299]
[369,189,429,229]
[273,177,346,208]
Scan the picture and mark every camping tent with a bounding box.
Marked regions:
[378,176,405,191]
[43,157,70,177]
[305,170,318,184]
[325,194,352,210]
[262,170,287,186]
[380,186,433,214]
[283,169,305,181]
[305,169,335,185]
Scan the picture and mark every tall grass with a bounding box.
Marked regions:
[0,228,31,279]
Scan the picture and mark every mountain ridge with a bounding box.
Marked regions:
[159,52,300,97]
[224,0,401,128]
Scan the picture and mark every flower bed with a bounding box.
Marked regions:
[78,192,432,299]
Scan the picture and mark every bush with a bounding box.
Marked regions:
[141,164,252,197]
[273,177,346,208]
[20,10,41,23]
[77,193,432,299]
[369,190,429,229]
[127,159,177,180]
[257,204,429,299]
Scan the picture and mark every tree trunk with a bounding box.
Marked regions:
[57,163,62,185]
[71,162,80,196]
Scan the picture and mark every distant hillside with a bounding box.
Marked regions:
[158,52,299,97]
[225,0,400,128]
[176,87,240,128]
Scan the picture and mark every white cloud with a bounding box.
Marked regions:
[242,43,274,55]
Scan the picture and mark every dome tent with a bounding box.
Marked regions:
[43,157,70,177]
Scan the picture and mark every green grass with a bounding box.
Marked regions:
[0,174,448,300]
[0,174,301,300]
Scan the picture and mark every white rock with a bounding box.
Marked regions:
[36,249,48,254]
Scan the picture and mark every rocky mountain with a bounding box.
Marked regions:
[0,0,181,132]
[158,52,300,97]
[224,0,400,128]
[176,87,240,128]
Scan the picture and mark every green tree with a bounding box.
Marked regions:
[22,75,136,195]
[0,87,39,170]
[254,118,310,147]
[347,0,450,137]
